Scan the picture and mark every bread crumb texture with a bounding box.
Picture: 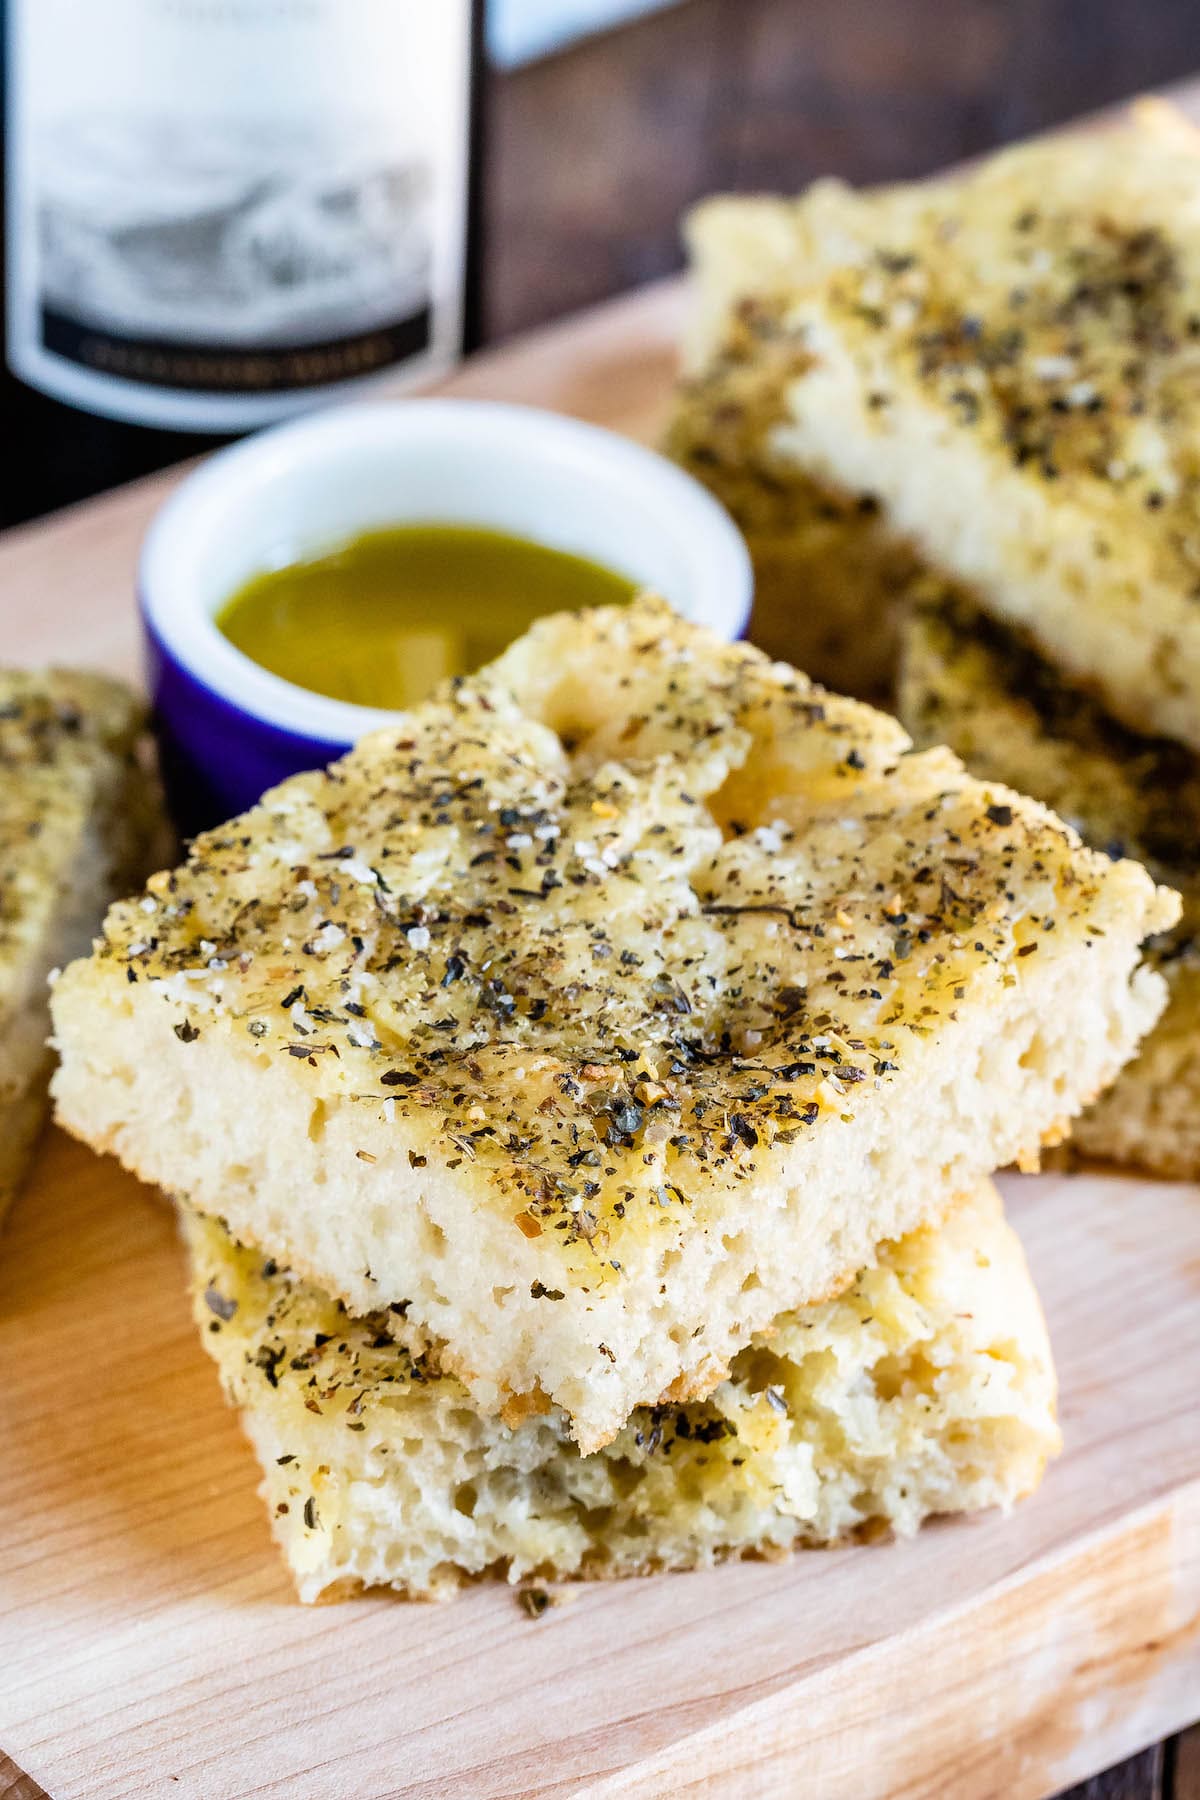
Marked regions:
[50,598,1174,1449]
[185,1181,1059,1602]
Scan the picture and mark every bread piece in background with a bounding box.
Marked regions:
[184,1180,1059,1603]
[767,99,1200,752]
[899,586,1200,1178]
[51,598,1176,1452]
[672,102,1200,732]
[0,671,165,1222]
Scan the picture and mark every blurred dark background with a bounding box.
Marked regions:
[483,0,1200,341]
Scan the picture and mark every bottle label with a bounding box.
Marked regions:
[6,0,474,430]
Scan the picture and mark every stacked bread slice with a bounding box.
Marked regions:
[183,1181,1058,1600]
[671,99,1200,1178]
[0,670,165,1223]
[51,599,1173,1597]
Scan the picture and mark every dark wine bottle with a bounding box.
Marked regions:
[1,0,486,530]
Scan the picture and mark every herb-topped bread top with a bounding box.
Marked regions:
[51,598,1176,1450]
[75,596,1160,1226]
[753,100,1200,751]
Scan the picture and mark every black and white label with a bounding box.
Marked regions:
[6,0,474,429]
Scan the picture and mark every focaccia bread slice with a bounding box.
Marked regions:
[185,1180,1059,1603]
[0,670,163,1221]
[51,598,1175,1451]
[899,585,1200,1177]
[763,99,1200,752]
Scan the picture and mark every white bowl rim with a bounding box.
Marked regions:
[139,397,754,745]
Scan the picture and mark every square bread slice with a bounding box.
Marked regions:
[762,99,1200,753]
[184,1179,1060,1602]
[0,671,163,1222]
[50,598,1175,1452]
[899,584,1200,1177]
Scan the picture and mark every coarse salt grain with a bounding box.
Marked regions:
[338,859,378,886]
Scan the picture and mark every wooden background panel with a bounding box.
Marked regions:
[1059,1749,1165,1800]
[1174,1729,1200,1798]
[484,0,1200,338]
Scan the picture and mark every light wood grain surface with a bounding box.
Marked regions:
[2,105,1200,1800]
[3,1140,1199,1800]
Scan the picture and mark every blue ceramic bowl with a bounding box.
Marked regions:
[138,398,754,829]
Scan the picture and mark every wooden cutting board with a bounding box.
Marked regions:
[2,228,1200,1800]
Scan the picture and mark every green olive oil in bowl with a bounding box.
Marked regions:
[217,524,639,710]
